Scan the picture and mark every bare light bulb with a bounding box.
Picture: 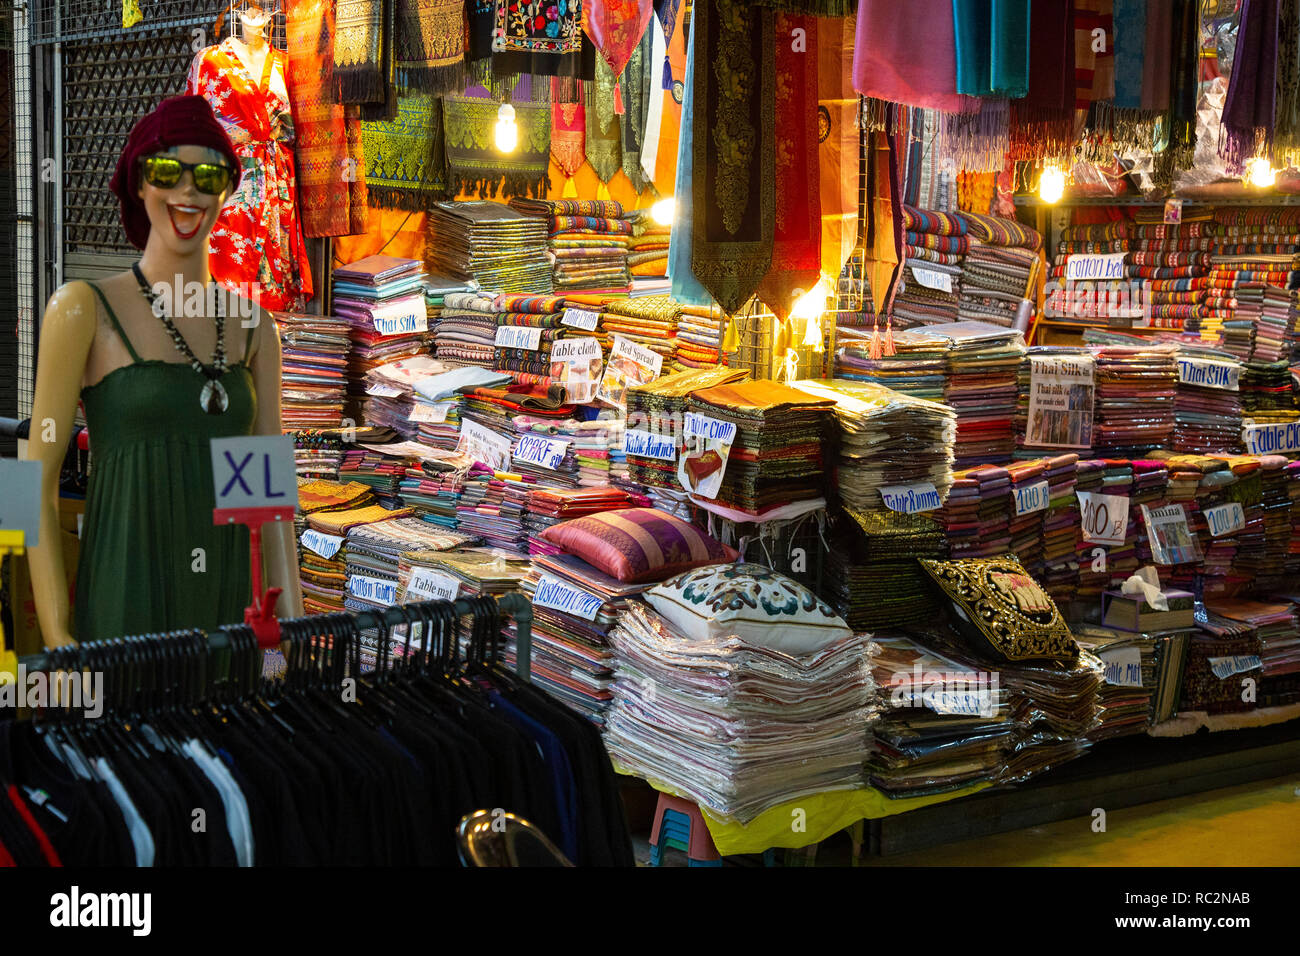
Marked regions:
[651,198,675,225]
[791,278,831,321]
[1247,158,1276,188]
[494,103,518,154]
[1038,165,1066,204]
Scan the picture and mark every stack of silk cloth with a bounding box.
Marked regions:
[455,463,535,555]
[1249,284,1298,363]
[1039,454,1081,606]
[397,454,475,528]
[434,291,499,369]
[1129,458,1171,567]
[1240,360,1300,426]
[1005,458,1049,573]
[334,256,432,411]
[510,197,631,294]
[1095,459,1139,588]
[787,378,957,513]
[427,200,553,293]
[524,487,652,557]
[673,304,725,370]
[1154,454,1237,599]
[1091,343,1178,456]
[1070,625,1158,741]
[297,479,375,615]
[894,205,965,328]
[1209,599,1300,706]
[1046,217,1135,325]
[1258,457,1294,593]
[600,296,679,368]
[1202,206,1296,341]
[924,321,1026,468]
[292,430,346,480]
[361,355,452,440]
[272,311,349,429]
[457,384,577,438]
[1180,613,1263,714]
[603,594,875,821]
[625,367,750,490]
[1071,458,1110,608]
[685,380,835,517]
[1171,344,1243,454]
[411,365,513,449]
[491,293,572,388]
[313,502,413,618]
[1288,461,1300,577]
[1220,455,1274,592]
[953,211,1041,329]
[401,549,528,600]
[338,445,422,505]
[1129,209,1213,334]
[624,207,671,280]
[937,464,1011,559]
[513,413,626,488]
[825,510,946,631]
[833,328,949,402]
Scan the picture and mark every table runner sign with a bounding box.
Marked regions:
[348,574,399,605]
[677,412,737,499]
[1207,655,1262,680]
[456,419,514,471]
[879,482,943,514]
[1013,480,1050,516]
[300,529,344,560]
[1243,420,1300,455]
[1027,355,1095,448]
[1066,253,1126,281]
[597,334,663,409]
[494,325,544,350]
[403,567,459,603]
[550,337,604,403]
[0,460,41,547]
[1139,503,1202,565]
[514,434,569,470]
[533,573,604,621]
[560,307,601,331]
[1076,491,1128,546]
[623,428,677,461]
[1099,646,1143,688]
[1176,358,1240,391]
[910,267,953,293]
[1204,502,1245,538]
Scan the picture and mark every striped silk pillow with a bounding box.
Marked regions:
[539,508,738,583]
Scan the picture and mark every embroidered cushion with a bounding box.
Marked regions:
[539,508,737,583]
[644,563,852,656]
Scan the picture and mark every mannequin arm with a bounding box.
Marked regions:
[24,282,98,648]
[248,306,304,618]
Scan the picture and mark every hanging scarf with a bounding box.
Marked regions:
[689,0,775,315]
[583,0,655,114]
[852,0,971,113]
[394,0,467,95]
[491,0,592,97]
[585,60,623,185]
[1008,0,1074,162]
[1112,0,1145,108]
[750,0,854,14]
[819,11,859,282]
[550,84,586,196]
[1221,0,1279,172]
[756,14,820,320]
[286,0,370,237]
[620,24,653,193]
[1275,0,1300,163]
[640,20,667,188]
[361,92,450,209]
[1141,0,1172,111]
[940,97,1010,173]
[654,0,681,41]
[1154,0,1198,184]
[668,11,711,307]
[647,0,687,196]
[336,0,389,102]
[1073,0,1115,108]
[952,0,1031,98]
[442,78,551,198]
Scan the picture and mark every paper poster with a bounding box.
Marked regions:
[676,412,737,500]
[1027,354,1095,448]
[911,267,953,293]
[1140,503,1202,565]
[597,335,663,409]
[533,573,604,621]
[300,529,344,560]
[403,567,459,603]
[1100,646,1144,687]
[879,483,943,514]
[455,419,513,471]
[1066,253,1126,281]
[549,337,604,403]
[409,401,454,424]
[1076,491,1129,546]
[373,311,427,336]
[365,382,404,398]
[1242,420,1300,455]
[348,574,399,606]
[1207,655,1262,680]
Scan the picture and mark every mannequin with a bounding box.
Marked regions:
[24,95,303,648]
[187,0,313,312]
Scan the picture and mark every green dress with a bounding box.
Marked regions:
[74,283,258,642]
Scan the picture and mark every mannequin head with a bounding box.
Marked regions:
[136,145,234,259]
[239,2,273,45]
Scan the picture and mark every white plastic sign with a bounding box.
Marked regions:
[1077,491,1128,546]
[1013,481,1050,516]
[1204,503,1245,538]
[513,434,569,470]
[879,483,943,514]
[494,325,544,350]
[533,573,603,621]
[0,459,41,547]
[300,530,344,560]
[624,429,677,462]
[210,435,296,511]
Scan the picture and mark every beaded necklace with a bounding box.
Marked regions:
[132,262,229,414]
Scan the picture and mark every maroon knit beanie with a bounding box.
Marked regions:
[109,94,242,250]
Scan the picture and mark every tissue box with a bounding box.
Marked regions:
[1102,589,1195,632]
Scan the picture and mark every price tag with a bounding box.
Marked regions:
[1242,421,1300,455]
[409,402,453,424]
[1176,358,1240,391]
[1076,490,1129,546]
[911,267,953,293]
[0,459,42,547]
[533,573,604,621]
[1013,481,1050,516]
[560,307,601,331]
[373,312,428,336]
[513,434,569,470]
[494,325,544,350]
[1204,502,1245,537]
[348,574,399,606]
[456,420,514,471]
[624,429,677,462]
[300,529,344,560]
[1100,646,1144,688]
[404,567,459,603]
[921,686,997,718]
[210,435,296,512]
[365,382,404,398]
[1208,655,1262,680]
[1066,253,1126,282]
[879,482,942,514]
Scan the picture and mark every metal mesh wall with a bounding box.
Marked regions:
[6,4,34,437]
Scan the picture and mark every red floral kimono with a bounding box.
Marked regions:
[187,39,313,312]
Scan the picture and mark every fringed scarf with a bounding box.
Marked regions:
[689,0,775,315]
[1220,0,1279,173]
[1008,0,1074,163]
[852,0,971,113]
[952,0,1031,98]
[668,10,711,307]
[491,0,592,99]
[286,0,370,237]
[442,78,552,199]
[583,0,655,114]
[1081,0,1159,157]
[819,11,859,282]
[755,13,820,321]
[361,92,450,210]
[1073,0,1115,108]
[1275,0,1300,164]
[750,0,855,15]
[863,112,905,356]
[585,59,623,186]
[336,0,389,103]
[940,97,1010,173]
[1153,0,1198,185]
[394,0,467,95]
[1141,0,1172,111]
[647,0,687,195]
[620,24,653,193]
[550,81,586,197]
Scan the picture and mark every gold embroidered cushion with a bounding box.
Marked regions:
[918,556,1078,663]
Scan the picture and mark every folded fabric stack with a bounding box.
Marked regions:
[339,446,414,505]
[1209,600,1300,706]
[1046,217,1134,326]
[624,207,671,280]
[410,365,513,449]
[1098,459,1139,587]
[335,256,431,411]
[1172,345,1243,454]
[604,568,874,821]
[508,413,591,489]
[937,465,1011,559]
[1092,344,1178,456]
[297,479,376,615]
[924,321,1025,468]
[306,503,412,618]
[1072,458,1110,607]
[1250,284,1299,363]
[1039,454,1081,606]
[787,378,956,513]
[825,510,947,631]
[1155,455,1238,598]
[427,200,552,293]
[600,296,679,368]
[1129,459,1171,567]
[1289,461,1300,576]
[272,311,350,429]
[292,430,346,480]
[686,380,835,517]
[1071,625,1157,740]
[1015,347,1096,458]
[1240,360,1300,426]
[510,197,631,294]
[433,291,500,368]
[1005,459,1048,573]
[894,206,966,328]
[1180,614,1263,714]
[361,355,452,440]
[1203,206,1297,341]
[492,293,572,388]
[833,328,949,401]
[402,549,529,600]
[1130,209,1214,334]
[1257,458,1293,594]
[524,487,652,557]
[952,212,1040,329]
[673,304,725,370]
[396,456,474,529]
[458,385,579,438]
[625,367,750,489]
[454,463,534,555]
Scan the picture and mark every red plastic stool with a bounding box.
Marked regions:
[648,793,722,867]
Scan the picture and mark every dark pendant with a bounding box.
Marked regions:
[201,379,229,415]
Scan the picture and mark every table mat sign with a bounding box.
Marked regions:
[911,267,953,293]
[0,459,42,547]
[1099,646,1143,688]
[550,337,604,403]
[1204,502,1245,538]
[210,435,296,513]
[1208,655,1262,680]
[1139,503,1202,565]
[1176,357,1239,391]
[403,567,459,603]
[560,307,601,331]
[676,412,737,500]
[533,573,603,621]
[597,335,663,409]
[456,419,514,471]
[348,574,399,606]
[1076,491,1128,546]
[514,434,569,471]
[300,529,344,560]
[1013,480,1050,516]
[624,429,677,462]
[1066,253,1126,281]
[1242,420,1300,455]
[879,482,942,514]
[494,325,544,350]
